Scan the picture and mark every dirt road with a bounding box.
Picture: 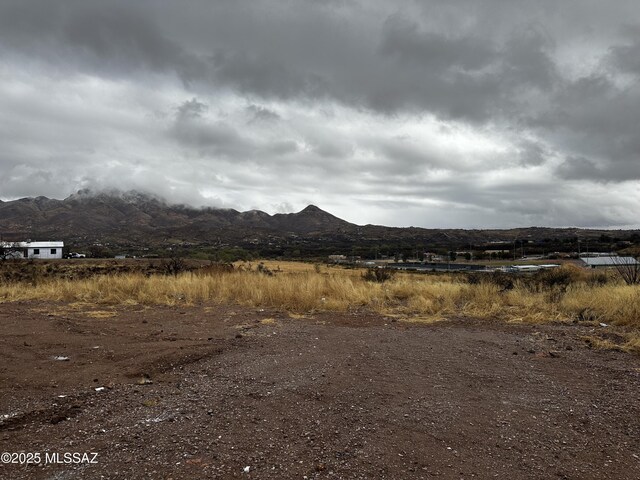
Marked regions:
[1,302,639,479]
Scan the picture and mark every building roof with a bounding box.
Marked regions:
[580,256,638,266]
[1,241,64,248]
[24,241,64,248]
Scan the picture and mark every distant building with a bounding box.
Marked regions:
[580,256,639,268]
[1,241,64,259]
[503,264,560,273]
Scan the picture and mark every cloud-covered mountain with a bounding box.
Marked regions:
[0,190,354,244]
[1,191,636,253]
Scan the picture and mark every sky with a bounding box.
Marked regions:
[1,0,640,228]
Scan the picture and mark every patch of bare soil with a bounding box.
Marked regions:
[1,302,639,479]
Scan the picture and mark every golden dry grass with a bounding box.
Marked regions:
[1,263,639,341]
[235,259,363,277]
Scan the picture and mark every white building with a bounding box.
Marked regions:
[503,264,560,273]
[580,256,639,268]
[1,241,64,259]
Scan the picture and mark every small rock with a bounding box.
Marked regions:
[243,466,250,473]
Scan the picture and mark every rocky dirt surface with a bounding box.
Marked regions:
[1,301,639,479]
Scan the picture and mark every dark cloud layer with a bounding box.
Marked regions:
[1,0,639,227]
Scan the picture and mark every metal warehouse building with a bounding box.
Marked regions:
[580,256,639,268]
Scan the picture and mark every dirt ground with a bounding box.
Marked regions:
[1,301,639,479]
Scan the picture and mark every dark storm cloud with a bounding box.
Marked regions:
[500,27,559,91]
[376,139,445,174]
[539,72,640,181]
[246,105,281,123]
[1,0,640,227]
[0,0,568,121]
[557,156,605,181]
[378,14,497,72]
[557,154,640,182]
[211,50,329,100]
[607,25,640,75]
[516,140,549,167]
[177,98,209,119]
[63,7,200,79]
[0,1,206,84]
[171,98,299,160]
[170,103,256,159]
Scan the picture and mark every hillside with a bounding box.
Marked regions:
[0,190,638,257]
[0,190,354,245]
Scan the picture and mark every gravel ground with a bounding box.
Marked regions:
[1,301,639,479]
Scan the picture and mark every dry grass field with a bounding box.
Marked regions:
[1,261,638,352]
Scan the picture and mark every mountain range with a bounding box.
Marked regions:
[0,190,357,244]
[0,190,637,254]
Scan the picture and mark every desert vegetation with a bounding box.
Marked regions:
[0,261,638,342]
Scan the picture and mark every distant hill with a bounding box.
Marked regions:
[0,190,354,245]
[0,190,638,255]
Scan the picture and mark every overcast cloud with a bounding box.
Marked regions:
[1,0,639,228]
